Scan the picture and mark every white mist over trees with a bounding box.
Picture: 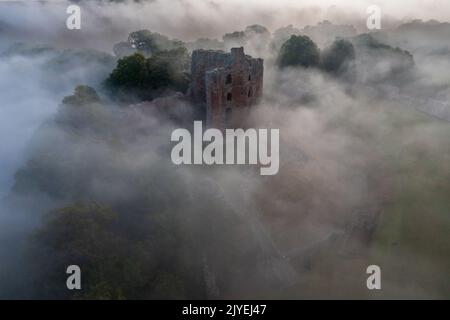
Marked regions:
[0,0,450,299]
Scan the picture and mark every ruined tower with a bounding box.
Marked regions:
[190,47,263,128]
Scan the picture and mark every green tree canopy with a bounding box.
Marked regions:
[106,53,148,90]
[321,39,356,75]
[105,48,190,101]
[31,202,187,299]
[277,35,320,68]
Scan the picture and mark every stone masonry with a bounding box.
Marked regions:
[190,47,263,128]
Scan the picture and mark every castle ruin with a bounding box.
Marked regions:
[190,47,263,128]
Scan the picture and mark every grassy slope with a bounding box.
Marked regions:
[275,100,450,299]
[370,105,450,299]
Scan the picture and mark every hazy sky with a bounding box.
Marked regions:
[1,0,450,45]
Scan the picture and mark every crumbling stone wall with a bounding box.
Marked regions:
[191,47,263,128]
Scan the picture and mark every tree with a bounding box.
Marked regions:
[352,34,414,83]
[105,48,190,101]
[271,25,301,52]
[321,39,356,75]
[113,41,137,58]
[113,30,185,58]
[105,53,148,90]
[62,85,101,106]
[128,30,184,55]
[277,35,320,68]
[31,202,188,299]
[222,25,271,54]
[147,47,190,91]
[57,85,114,134]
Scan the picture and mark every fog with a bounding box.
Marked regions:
[0,0,449,299]
[3,0,450,48]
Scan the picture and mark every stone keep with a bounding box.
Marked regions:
[190,47,263,128]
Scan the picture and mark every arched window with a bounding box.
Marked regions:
[248,88,252,98]
[248,75,252,81]
[227,92,232,101]
[226,74,232,84]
